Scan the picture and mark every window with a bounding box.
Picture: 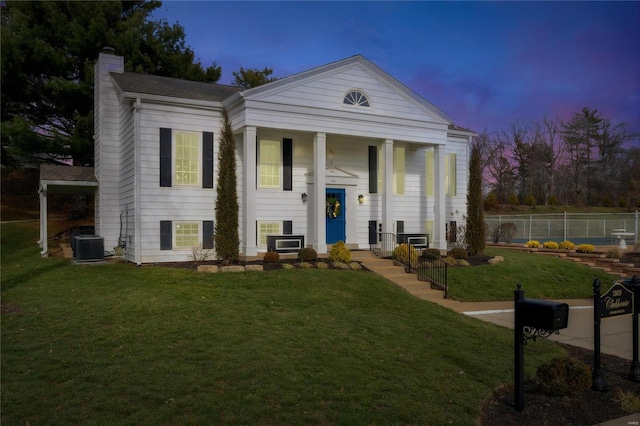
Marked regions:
[174,222,200,248]
[393,146,405,195]
[425,149,434,196]
[259,140,281,188]
[445,153,457,196]
[174,131,200,186]
[343,90,370,107]
[257,221,282,247]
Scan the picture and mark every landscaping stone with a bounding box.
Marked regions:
[219,265,245,273]
[197,265,218,273]
[245,264,263,272]
[349,262,362,270]
[282,263,295,270]
[488,256,504,265]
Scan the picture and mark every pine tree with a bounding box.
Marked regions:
[214,109,240,263]
[465,145,486,256]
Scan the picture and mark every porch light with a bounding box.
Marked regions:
[358,194,365,204]
[301,193,308,203]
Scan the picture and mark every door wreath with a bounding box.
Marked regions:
[326,197,341,219]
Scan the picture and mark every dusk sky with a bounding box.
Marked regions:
[152,1,640,144]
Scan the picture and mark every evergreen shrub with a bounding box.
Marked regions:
[328,241,351,263]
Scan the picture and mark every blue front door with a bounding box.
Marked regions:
[326,188,346,244]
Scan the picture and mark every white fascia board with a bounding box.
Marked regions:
[41,180,98,187]
[245,100,449,134]
[119,91,223,111]
[447,128,478,138]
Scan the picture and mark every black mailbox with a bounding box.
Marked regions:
[517,299,569,331]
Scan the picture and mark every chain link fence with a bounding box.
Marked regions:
[485,211,639,247]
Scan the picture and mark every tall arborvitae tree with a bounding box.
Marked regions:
[465,145,486,256]
[214,109,240,263]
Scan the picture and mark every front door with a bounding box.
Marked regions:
[326,188,346,244]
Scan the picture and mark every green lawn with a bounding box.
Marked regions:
[447,248,618,302]
[1,222,564,424]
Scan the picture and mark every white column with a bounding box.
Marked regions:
[382,139,394,234]
[433,145,447,250]
[313,133,327,253]
[39,185,48,256]
[242,126,258,256]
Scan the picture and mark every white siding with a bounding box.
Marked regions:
[136,103,222,263]
[94,53,124,252]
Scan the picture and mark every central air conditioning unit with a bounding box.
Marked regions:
[73,235,105,263]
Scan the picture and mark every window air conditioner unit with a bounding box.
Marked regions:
[74,235,105,262]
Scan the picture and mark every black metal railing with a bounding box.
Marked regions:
[416,250,448,299]
[370,232,398,258]
[370,231,448,298]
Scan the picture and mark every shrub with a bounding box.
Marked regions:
[449,247,468,260]
[424,248,442,258]
[619,198,628,208]
[576,244,595,253]
[331,261,350,270]
[263,251,280,263]
[606,248,620,259]
[526,240,540,248]
[602,196,612,207]
[614,389,640,414]
[547,195,560,206]
[507,193,519,206]
[457,259,470,267]
[499,222,517,244]
[491,225,501,243]
[559,240,575,250]
[536,356,591,396]
[443,256,458,266]
[317,262,329,269]
[542,241,559,249]
[349,262,362,271]
[523,194,536,206]
[393,243,418,264]
[328,241,351,263]
[298,247,318,262]
[484,191,499,210]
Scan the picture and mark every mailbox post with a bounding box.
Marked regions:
[514,284,570,411]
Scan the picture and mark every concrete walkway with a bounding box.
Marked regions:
[359,256,637,361]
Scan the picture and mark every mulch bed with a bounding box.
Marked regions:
[481,343,640,425]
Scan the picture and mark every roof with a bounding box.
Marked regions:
[40,165,97,182]
[110,72,243,102]
[39,165,98,194]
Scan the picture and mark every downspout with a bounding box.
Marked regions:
[39,183,48,256]
[134,98,142,266]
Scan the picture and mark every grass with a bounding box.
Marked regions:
[1,222,565,425]
[447,248,618,302]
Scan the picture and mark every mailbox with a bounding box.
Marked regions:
[517,299,569,331]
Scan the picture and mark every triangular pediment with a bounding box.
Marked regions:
[307,165,359,186]
[240,56,452,126]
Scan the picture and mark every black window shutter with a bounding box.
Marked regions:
[160,128,172,187]
[283,138,293,191]
[202,132,214,188]
[203,221,214,249]
[160,221,172,250]
[368,146,377,193]
[397,221,404,234]
[283,220,292,235]
[368,221,377,245]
